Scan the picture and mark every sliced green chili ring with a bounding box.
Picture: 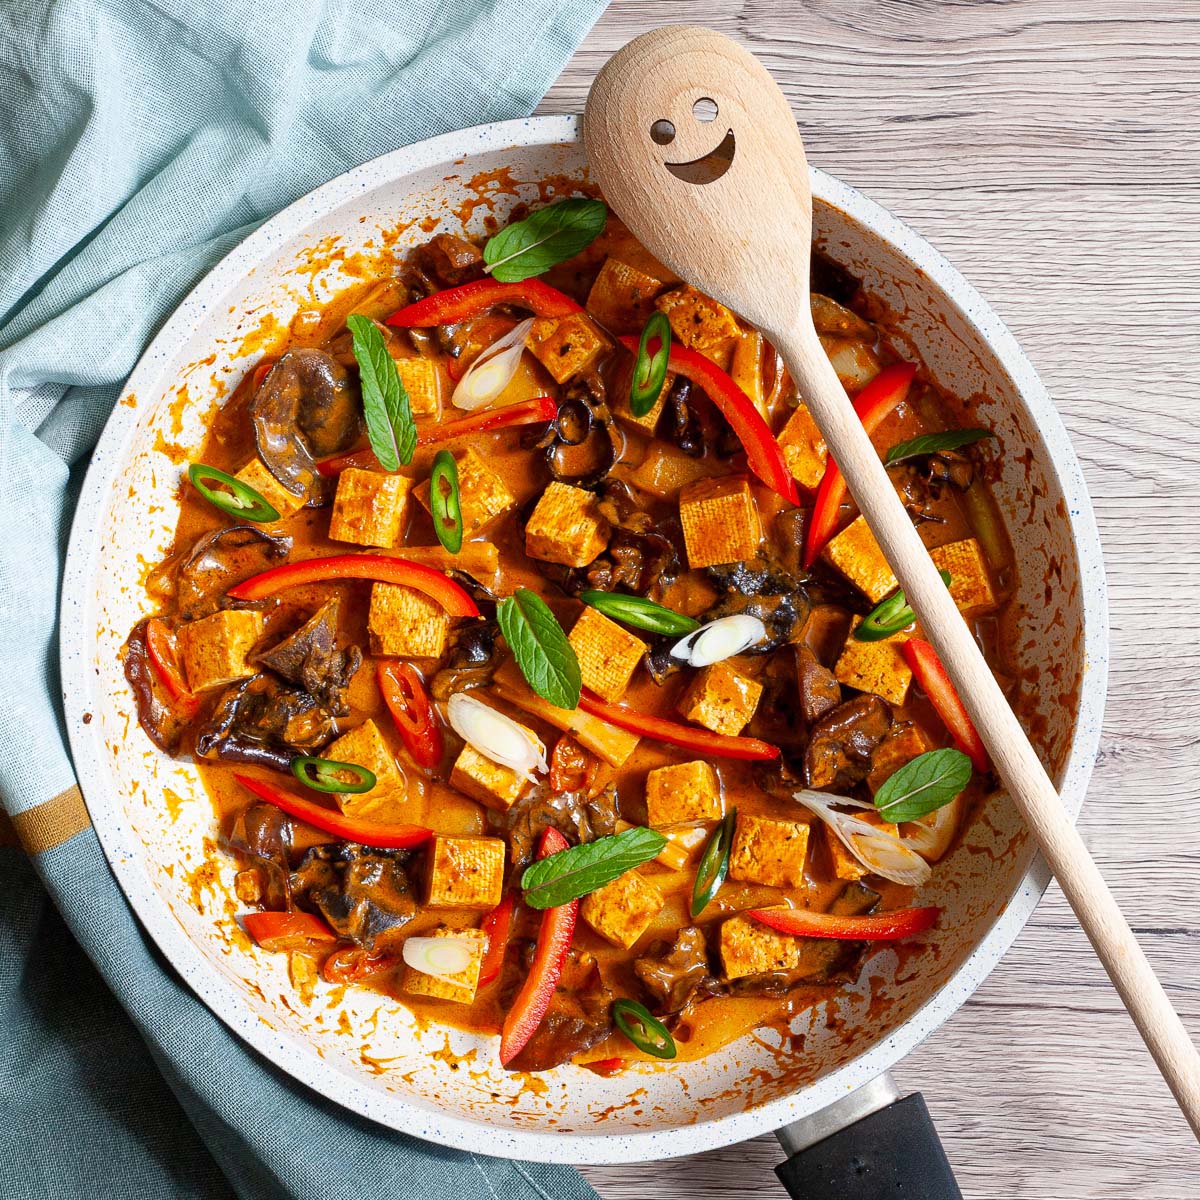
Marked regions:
[188,463,281,523]
[612,998,677,1060]
[691,807,737,918]
[429,450,463,554]
[855,569,952,642]
[579,589,699,636]
[629,310,671,417]
[291,756,377,795]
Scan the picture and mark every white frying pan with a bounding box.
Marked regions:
[61,115,1107,1178]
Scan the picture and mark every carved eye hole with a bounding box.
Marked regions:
[650,119,676,146]
[692,97,718,123]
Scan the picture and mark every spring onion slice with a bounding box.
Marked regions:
[290,756,377,795]
[854,570,952,642]
[691,807,736,918]
[612,998,677,1060]
[452,318,534,410]
[579,590,699,636]
[188,463,280,523]
[447,692,548,782]
[429,450,463,554]
[402,936,477,983]
[629,311,671,417]
[671,614,766,667]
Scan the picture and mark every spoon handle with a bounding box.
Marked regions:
[781,324,1200,1140]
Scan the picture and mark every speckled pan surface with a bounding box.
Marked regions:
[61,115,1107,1165]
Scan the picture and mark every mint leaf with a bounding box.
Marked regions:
[521,826,668,909]
[497,588,581,709]
[347,313,416,471]
[874,748,972,822]
[884,428,992,466]
[483,199,607,283]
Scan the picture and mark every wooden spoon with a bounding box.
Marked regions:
[584,24,1200,1139]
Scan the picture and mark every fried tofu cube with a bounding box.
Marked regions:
[234,458,305,521]
[645,760,722,826]
[392,355,441,416]
[834,617,913,706]
[930,537,998,616]
[323,719,407,821]
[527,312,610,384]
[655,284,741,350]
[568,606,646,702]
[679,476,762,569]
[629,442,721,500]
[524,481,610,568]
[328,468,411,549]
[825,814,899,881]
[580,870,664,949]
[613,365,675,434]
[450,742,531,812]
[426,835,506,909]
[728,812,811,888]
[677,661,763,736]
[413,446,516,538]
[719,913,802,979]
[402,926,487,1004]
[367,582,448,658]
[777,405,828,492]
[586,256,665,334]
[822,514,898,603]
[867,722,934,794]
[178,609,263,692]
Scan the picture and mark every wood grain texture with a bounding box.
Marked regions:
[539,2,1200,1195]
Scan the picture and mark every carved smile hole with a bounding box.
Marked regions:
[664,129,736,185]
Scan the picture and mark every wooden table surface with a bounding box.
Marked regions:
[540,3,1200,1195]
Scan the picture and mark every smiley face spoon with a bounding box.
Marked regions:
[584,24,1200,1140]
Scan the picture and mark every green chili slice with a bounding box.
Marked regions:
[691,807,736,918]
[188,463,280,523]
[611,998,677,1060]
[429,450,463,554]
[579,589,699,636]
[291,756,377,794]
[629,311,671,417]
[855,569,952,642]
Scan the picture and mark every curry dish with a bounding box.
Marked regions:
[123,196,1012,1072]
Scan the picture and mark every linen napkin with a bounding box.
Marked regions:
[0,0,607,1195]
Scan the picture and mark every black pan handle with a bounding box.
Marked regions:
[774,1077,962,1200]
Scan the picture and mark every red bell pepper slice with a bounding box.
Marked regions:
[144,618,201,717]
[477,893,517,988]
[243,910,338,951]
[321,944,403,985]
[226,553,480,617]
[316,396,559,477]
[378,661,444,769]
[577,690,780,762]
[902,638,989,772]
[234,773,433,850]
[749,904,939,941]
[387,279,583,327]
[802,362,918,568]
[499,827,578,1066]
[583,1057,628,1077]
[619,336,800,506]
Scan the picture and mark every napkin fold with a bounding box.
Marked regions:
[0,0,606,1195]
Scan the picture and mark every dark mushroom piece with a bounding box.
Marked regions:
[122,619,187,754]
[804,694,893,790]
[171,525,291,621]
[633,927,716,1015]
[497,782,619,871]
[543,381,625,490]
[253,596,361,716]
[416,233,484,287]
[226,802,294,909]
[796,645,842,724]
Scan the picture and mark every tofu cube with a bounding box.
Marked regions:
[655,284,741,350]
[930,537,998,616]
[677,661,762,736]
[822,514,898,603]
[178,609,263,692]
[586,257,664,334]
[402,926,487,1004]
[413,446,516,538]
[328,468,411,549]
[728,812,811,888]
[719,913,801,979]
[615,819,707,870]
[777,405,828,492]
[426,835,506,909]
[450,743,531,812]
[826,815,899,881]
[645,760,722,826]
[235,458,305,521]
[323,719,407,822]
[527,313,610,384]
[679,476,763,569]
[367,582,448,659]
[524,481,610,568]
[613,365,675,434]
[568,606,646,702]
[834,617,913,706]
[867,722,934,794]
[392,355,441,416]
[580,869,664,949]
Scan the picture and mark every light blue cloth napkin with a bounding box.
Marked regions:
[0,1,607,1195]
